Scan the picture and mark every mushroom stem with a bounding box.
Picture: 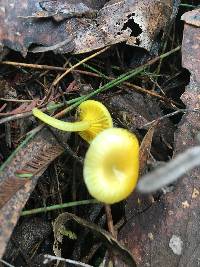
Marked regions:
[32,108,91,132]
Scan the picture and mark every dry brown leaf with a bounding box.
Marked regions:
[0,128,70,258]
[0,0,177,56]
[139,124,156,175]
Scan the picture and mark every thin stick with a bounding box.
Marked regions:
[0,98,33,103]
[180,3,196,7]
[137,146,200,193]
[0,61,67,71]
[0,259,15,267]
[124,82,181,108]
[104,204,118,266]
[82,62,181,108]
[44,254,93,267]
[0,132,34,172]
[52,46,110,86]
[143,108,200,128]
[0,61,100,78]
[105,204,116,239]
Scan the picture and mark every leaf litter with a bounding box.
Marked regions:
[0,1,200,266]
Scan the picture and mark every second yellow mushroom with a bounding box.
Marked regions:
[83,128,139,204]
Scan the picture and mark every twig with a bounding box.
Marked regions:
[137,146,200,193]
[0,61,100,78]
[1,61,66,71]
[143,108,200,128]
[105,204,116,238]
[0,98,33,103]
[124,82,181,108]
[52,46,110,86]
[0,259,15,267]
[43,254,93,267]
[104,204,118,267]
[180,3,196,7]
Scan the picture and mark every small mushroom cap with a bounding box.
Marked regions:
[83,128,139,204]
[77,100,113,143]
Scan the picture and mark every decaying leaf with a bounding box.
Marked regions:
[139,123,156,175]
[118,9,200,266]
[53,212,137,266]
[0,128,70,258]
[34,0,99,21]
[0,0,75,56]
[0,0,179,56]
[0,177,29,209]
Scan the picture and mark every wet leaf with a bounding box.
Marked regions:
[0,0,178,56]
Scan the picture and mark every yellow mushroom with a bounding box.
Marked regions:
[83,128,139,204]
[32,100,113,143]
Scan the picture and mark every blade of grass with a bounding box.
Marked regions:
[180,3,196,8]
[21,199,99,216]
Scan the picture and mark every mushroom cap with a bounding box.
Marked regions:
[83,128,139,204]
[76,100,113,143]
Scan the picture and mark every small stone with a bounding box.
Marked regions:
[168,210,174,215]
[169,235,183,255]
[182,200,190,208]
[192,188,199,199]
[148,232,154,240]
